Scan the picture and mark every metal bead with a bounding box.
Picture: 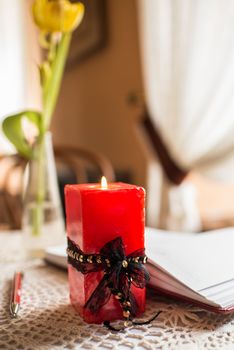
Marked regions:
[122,260,128,268]
[87,255,93,263]
[143,256,147,264]
[115,292,122,300]
[79,255,83,262]
[96,256,102,264]
[134,257,139,263]
[105,259,111,267]
[124,320,130,327]
[124,301,131,307]
[123,310,130,318]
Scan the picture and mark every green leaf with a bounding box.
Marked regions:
[2,110,42,159]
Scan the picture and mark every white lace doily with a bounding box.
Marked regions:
[1,232,234,350]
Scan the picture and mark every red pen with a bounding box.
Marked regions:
[10,272,23,318]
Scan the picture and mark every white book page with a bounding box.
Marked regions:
[148,264,219,306]
[145,227,234,291]
[149,264,234,308]
[149,275,219,307]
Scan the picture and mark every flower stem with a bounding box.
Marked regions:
[31,33,72,236]
[31,136,46,236]
[43,33,72,131]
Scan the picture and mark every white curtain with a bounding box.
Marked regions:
[0,0,40,153]
[138,0,234,231]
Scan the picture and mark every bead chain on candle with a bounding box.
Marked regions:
[66,247,148,324]
[66,236,163,331]
[67,248,147,265]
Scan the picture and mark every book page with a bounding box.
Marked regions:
[145,227,234,291]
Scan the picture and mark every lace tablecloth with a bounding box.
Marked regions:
[1,232,234,350]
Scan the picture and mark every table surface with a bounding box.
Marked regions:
[1,232,234,350]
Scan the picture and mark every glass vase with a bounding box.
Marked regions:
[22,132,65,257]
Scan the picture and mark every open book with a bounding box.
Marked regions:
[146,227,234,314]
[45,227,234,314]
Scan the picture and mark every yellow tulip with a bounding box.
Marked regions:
[32,0,85,33]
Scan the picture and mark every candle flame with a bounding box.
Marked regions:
[101,176,108,189]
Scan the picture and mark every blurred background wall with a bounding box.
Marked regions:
[1,0,234,232]
[52,0,146,186]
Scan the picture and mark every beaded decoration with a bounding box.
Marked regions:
[67,236,161,331]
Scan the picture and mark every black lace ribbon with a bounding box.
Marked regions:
[67,236,161,331]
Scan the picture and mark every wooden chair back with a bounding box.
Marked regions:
[0,147,115,230]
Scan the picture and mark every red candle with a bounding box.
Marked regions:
[65,178,146,324]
